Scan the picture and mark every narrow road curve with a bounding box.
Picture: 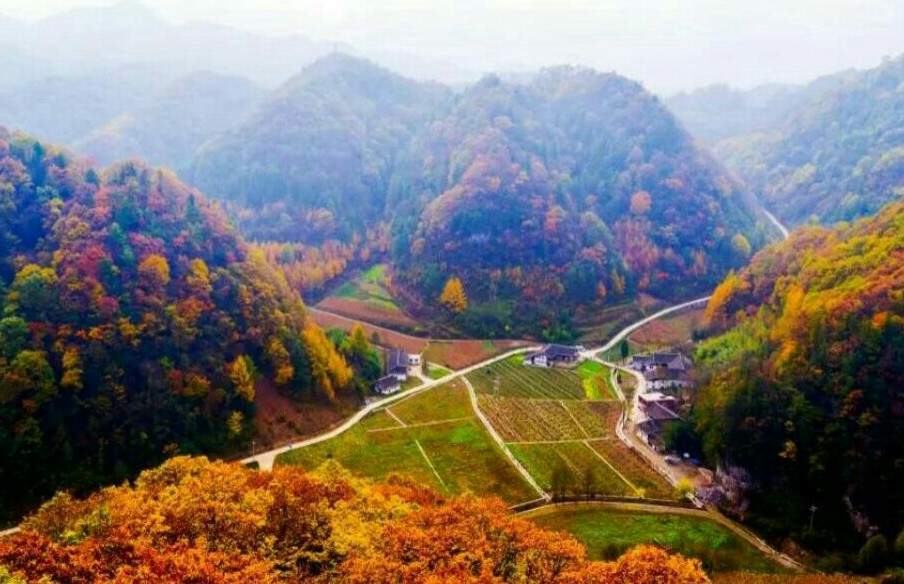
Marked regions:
[243,346,539,470]
[0,527,20,538]
[517,501,805,571]
[589,296,713,357]
[463,376,549,501]
[763,208,790,240]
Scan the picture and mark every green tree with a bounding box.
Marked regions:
[859,534,890,575]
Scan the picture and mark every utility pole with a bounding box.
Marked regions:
[809,505,818,531]
[493,376,500,399]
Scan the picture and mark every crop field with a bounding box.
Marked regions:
[478,396,588,442]
[576,360,618,399]
[526,507,778,573]
[509,441,635,496]
[389,379,473,424]
[587,440,674,499]
[629,306,705,350]
[467,357,585,400]
[275,381,538,504]
[560,400,621,438]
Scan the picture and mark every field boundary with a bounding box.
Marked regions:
[365,416,472,433]
[582,440,639,495]
[415,440,448,493]
[384,408,407,427]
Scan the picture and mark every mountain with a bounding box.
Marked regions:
[693,199,904,547]
[74,72,266,169]
[190,54,454,243]
[666,73,856,145]
[0,128,352,521]
[713,55,904,226]
[17,1,337,88]
[193,57,770,337]
[0,64,179,145]
[388,68,767,336]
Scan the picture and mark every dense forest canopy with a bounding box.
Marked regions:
[0,456,711,583]
[0,128,351,522]
[190,55,770,336]
[693,198,904,548]
[714,54,904,226]
[391,68,765,335]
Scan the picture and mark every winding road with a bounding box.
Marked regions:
[242,346,539,470]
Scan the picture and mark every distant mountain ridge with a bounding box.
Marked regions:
[687,55,904,226]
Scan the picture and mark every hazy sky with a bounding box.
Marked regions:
[2,0,904,92]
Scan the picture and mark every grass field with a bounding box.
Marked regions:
[424,340,530,370]
[576,360,618,399]
[426,364,453,379]
[275,380,538,504]
[527,507,778,573]
[467,356,585,400]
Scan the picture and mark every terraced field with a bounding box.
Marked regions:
[588,439,674,499]
[467,356,585,400]
[275,380,538,504]
[509,441,635,496]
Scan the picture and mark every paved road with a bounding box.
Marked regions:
[585,296,713,360]
[763,208,790,240]
[242,346,539,470]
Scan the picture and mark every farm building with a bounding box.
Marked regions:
[384,347,423,383]
[523,344,581,368]
[630,352,694,390]
[386,349,410,381]
[374,375,402,395]
[636,392,682,449]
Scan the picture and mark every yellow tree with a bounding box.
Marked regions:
[228,355,257,403]
[439,276,468,313]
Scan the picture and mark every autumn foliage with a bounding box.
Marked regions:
[0,456,710,583]
[0,130,351,521]
[695,198,904,540]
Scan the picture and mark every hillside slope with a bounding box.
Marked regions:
[695,198,904,544]
[0,129,350,521]
[190,54,452,243]
[715,55,904,225]
[74,72,265,169]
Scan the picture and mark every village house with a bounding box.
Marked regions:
[373,348,423,394]
[523,344,581,368]
[636,392,682,449]
[374,375,402,395]
[630,352,694,390]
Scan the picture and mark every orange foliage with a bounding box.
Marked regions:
[0,457,711,584]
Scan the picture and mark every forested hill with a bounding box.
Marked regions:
[694,198,904,544]
[714,54,904,226]
[189,54,453,243]
[191,55,769,336]
[391,68,765,336]
[0,128,352,521]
